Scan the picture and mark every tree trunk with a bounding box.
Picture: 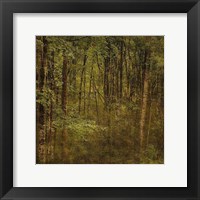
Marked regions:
[83,67,86,115]
[62,54,67,115]
[119,40,123,98]
[146,100,152,148]
[139,50,149,157]
[61,53,68,162]
[87,65,93,114]
[37,36,48,164]
[49,51,55,162]
[104,58,109,109]
[78,55,87,114]
[92,74,99,123]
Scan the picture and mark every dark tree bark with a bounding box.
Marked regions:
[39,36,47,126]
[48,51,55,162]
[37,36,48,164]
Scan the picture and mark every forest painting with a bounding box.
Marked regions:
[36,36,164,164]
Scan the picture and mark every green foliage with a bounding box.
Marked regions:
[36,36,164,164]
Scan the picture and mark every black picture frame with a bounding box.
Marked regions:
[0,0,199,199]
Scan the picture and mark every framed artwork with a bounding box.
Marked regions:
[0,0,199,199]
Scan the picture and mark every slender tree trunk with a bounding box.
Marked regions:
[146,100,152,148]
[111,64,115,100]
[53,78,59,162]
[49,51,54,162]
[37,36,48,164]
[92,74,99,123]
[104,58,109,109]
[83,68,86,115]
[73,69,77,98]
[72,42,77,98]
[139,50,149,157]
[62,54,67,114]
[87,65,93,114]
[115,59,119,100]
[125,55,130,98]
[119,40,123,98]
[61,53,68,162]
[78,55,87,114]
[36,37,42,163]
